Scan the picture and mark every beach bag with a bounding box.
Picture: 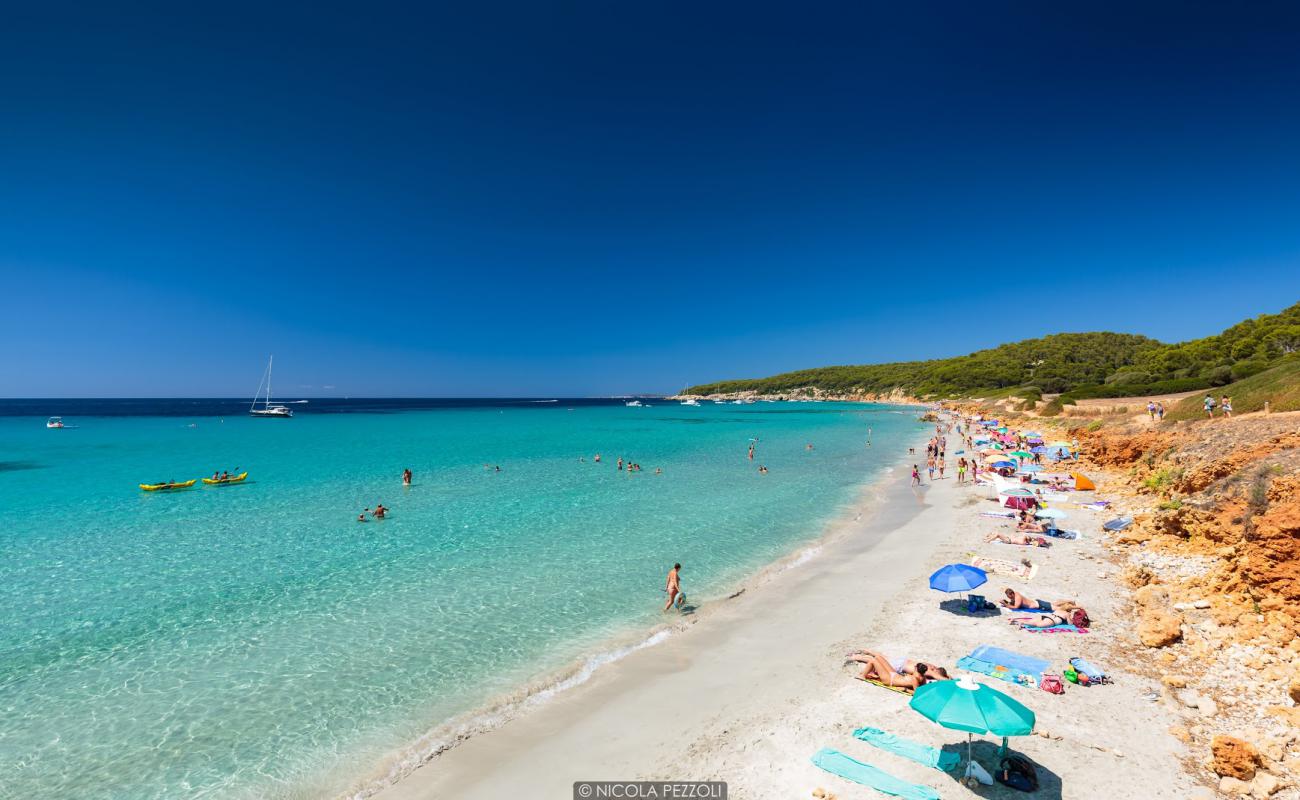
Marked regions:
[967,594,985,613]
[1039,673,1064,694]
[1070,656,1108,684]
[1069,608,1091,629]
[998,755,1039,792]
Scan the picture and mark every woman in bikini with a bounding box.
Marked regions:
[1012,599,1082,628]
[845,650,950,689]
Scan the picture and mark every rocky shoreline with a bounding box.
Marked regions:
[948,400,1300,798]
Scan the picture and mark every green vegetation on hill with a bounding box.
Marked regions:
[1165,355,1300,421]
[686,301,1300,401]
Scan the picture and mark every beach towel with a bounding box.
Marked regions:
[980,511,1016,519]
[852,727,961,772]
[1044,528,1080,540]
[969,645,1050,676]
[811,748,941,800]
[1013,619,1089,634]
[852,675,912,695]
[971,556,1038,581]
[957,656,1037,687]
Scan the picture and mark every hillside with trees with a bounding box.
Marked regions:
[685,301,1300,405]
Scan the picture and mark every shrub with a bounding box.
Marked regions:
[1105,371,1151,385]
[1158,498,1183,511]
[1205,365,1234,386]
[1231,360,1268,381]
[1086,420,1104,431]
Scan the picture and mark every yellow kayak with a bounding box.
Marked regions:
[202,472,248,485]
[139,479,197,492]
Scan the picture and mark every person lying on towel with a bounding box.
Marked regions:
[984,531,1049,547]
[999,587,1075,613]
[844,649,951,690]
[1013,601,1087,629]
[1015,510,1048,533]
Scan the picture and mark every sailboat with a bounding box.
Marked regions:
[249,356,293,418]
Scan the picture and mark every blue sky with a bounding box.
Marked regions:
[4,2,1300,396]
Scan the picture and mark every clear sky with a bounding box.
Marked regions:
[5,2,1300,397]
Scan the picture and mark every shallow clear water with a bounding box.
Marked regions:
[0,400,922,799]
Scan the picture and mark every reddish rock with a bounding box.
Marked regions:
[1211,736,1260,781]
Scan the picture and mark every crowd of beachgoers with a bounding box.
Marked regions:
[810,410,1122,797]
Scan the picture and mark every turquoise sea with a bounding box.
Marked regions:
[0,399,923,799]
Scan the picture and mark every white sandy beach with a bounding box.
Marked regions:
[370,428,1200,800]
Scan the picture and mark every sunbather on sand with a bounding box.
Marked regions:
[999,587,1075,612]
[984,531,1048,546]
[1012,600,1083,628]
[845,650,950,688]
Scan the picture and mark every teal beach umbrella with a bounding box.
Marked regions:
[910,677,1035,773]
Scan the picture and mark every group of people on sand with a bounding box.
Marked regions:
[1204,394,1233,418]
[851,411,1100,692]
[1146,401,1167,420]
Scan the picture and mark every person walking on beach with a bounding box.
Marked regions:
[938,456,945,480]
[1222,396,1233,418]
[663,563,684,611]
[957,457,967,484]
[926,455,936,481]
[1204,394,1216,418]
[911,464,921,486]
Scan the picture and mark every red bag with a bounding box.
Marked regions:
[1039,674,1065,694]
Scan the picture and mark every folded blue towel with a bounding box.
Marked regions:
[969,645,1050,676]
[811,748,941,800]
[957,655,1037,686]
[852,727,961,772]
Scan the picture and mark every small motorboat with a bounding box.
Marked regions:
[680,399,701,406]
[140,479,197,492]
[202,472,248,485]
[47,417,65,428]
[625,400,643,407]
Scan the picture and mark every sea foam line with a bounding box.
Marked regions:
[345,628,673,799]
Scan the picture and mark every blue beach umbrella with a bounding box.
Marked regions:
[991,460,1016,469]
[1029,446,1048,454]
[929,564,988,593]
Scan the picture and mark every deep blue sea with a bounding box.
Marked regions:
[0,398,923,799]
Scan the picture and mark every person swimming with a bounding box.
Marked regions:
[374,504,388,519]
